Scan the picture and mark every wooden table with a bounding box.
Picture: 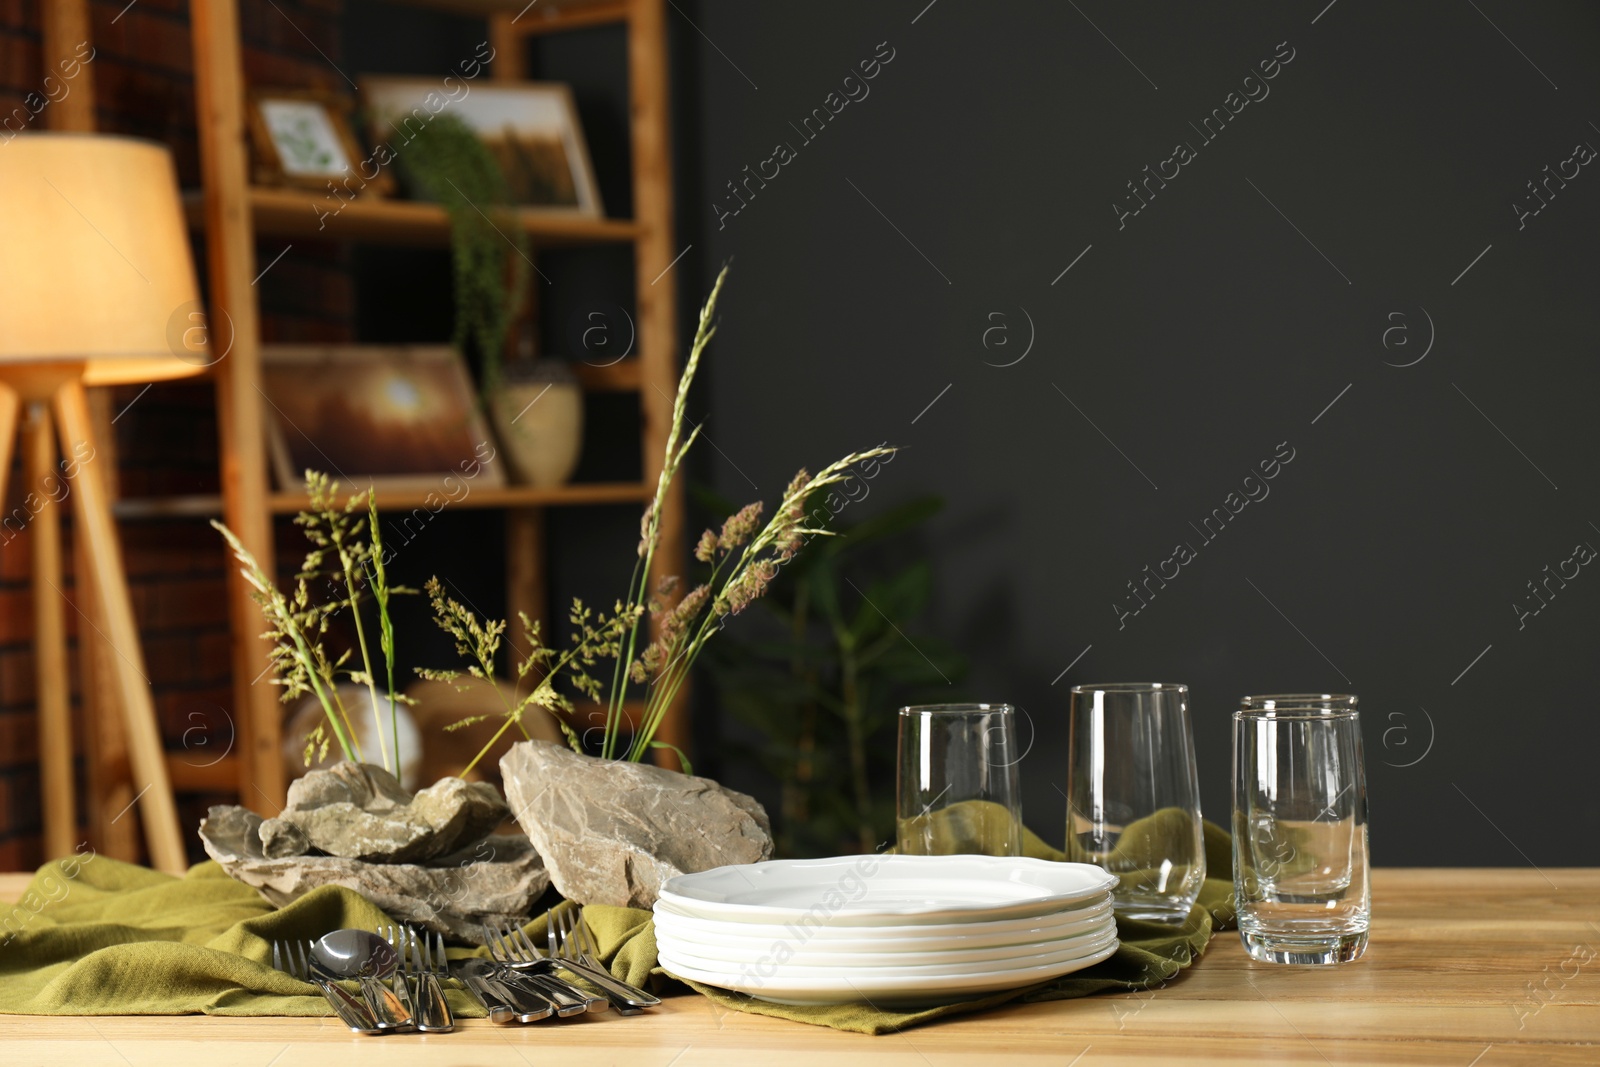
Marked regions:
[1,869,1595,1065]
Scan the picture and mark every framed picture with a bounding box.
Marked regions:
[247,89,390,195]
[360,77,604,216]
[260,345,504,493]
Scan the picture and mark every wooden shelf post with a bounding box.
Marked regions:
[627,0,689,766]
[189,0,285,810]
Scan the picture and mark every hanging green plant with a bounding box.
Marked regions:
[395,113,528,393]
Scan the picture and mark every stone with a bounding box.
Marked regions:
[499,739,773,908]
[199,804,547,942]
[258,762,509,865]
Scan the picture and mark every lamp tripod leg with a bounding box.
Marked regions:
[53,378,186,874]
[0,383,17,501]
[23,403,76,861]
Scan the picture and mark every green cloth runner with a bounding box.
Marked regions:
[0,820,1229,1034]
[0,853,650,1017]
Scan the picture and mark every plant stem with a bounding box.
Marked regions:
[457,660,526,776]
[605,268,728,762]
[340,560,390,773]
[367,498,401,776]
[294,630,358,762]
[602,556,644,760]
[460,702,523,778]
[211,518,363,765]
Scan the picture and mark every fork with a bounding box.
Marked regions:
[481,922,606,1015]
[380,925,454,1033]
[549,908,660,1011]
[272,938,382,1034]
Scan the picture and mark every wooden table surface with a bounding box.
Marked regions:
[1,869,1596,1065]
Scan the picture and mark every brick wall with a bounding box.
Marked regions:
[0,0,354,867]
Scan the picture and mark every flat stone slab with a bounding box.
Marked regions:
[258,762,509,865]
[500,739,773,908]
[200,804,546,942]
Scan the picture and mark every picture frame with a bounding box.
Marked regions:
[246,89,391,195]
[260,345,505,494]
[359,76,604,216]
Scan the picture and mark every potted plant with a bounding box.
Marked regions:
[399,113,583,487]
[201,478,549,937]
[209,268,896,911]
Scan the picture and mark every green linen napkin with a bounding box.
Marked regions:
[0,854,488,1016]
[668,817,1236,1035]
[0,852,662,1018]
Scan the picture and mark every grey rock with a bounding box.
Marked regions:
[500,739,773,908]
[259,763,509,865]
[199,805,546,943]
[259,819,310,860]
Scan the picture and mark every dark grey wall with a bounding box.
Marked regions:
[345,0,1600,866]
[672,1,1600,866]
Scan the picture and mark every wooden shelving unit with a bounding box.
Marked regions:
[176,0,685,806]
[182,186,645,247]
[387,0,630,27]
[114,481,653,520]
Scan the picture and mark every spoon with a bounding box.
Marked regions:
[314,929,412,1031]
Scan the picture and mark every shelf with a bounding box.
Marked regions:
[381,0,629,29]
[113,481,652,520]
[183,187,643,247]
[573,358,641,391]
[273,481,651,512]
[167,754,239,792]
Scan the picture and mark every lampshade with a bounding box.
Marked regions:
[0,133,210,385]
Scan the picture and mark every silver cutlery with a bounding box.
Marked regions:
[457,957,554,1023]
[272,937,382,1035]
[453,966,517,1025]
[482,921,607,1015]
[270,919,650,1031]
[549,908,660,1011]
[313,929,413,1031]
[380,924,454,1033]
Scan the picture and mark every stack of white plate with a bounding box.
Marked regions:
[653,854,1120,1006]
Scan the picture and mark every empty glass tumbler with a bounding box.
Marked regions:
[1066,683,1205,923]
[1233,701,1371,964]
[1240,694,1359,712]
[896,704,1022,856]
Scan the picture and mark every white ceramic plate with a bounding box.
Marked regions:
[658,921,1117,970]
[652,893,1114,947]
[658,855,1118,926]
[652,899,1115,956]
[653,892,1114,938]
[659,938,1121,1006]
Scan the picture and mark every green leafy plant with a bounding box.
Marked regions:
[701,496,966,857]
[417,581,640,776]
[432,267,894,772]
[215,269,899,779]
[396,112,528,393]
[594,269,894,769]
[212,473,413,776]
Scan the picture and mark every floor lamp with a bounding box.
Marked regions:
[0,134,210,874]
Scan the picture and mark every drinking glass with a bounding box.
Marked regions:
[1233,702,1371,964]
[896,704,1022,856]
[1066,683,1204,923]
[1240,694,1359,712]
